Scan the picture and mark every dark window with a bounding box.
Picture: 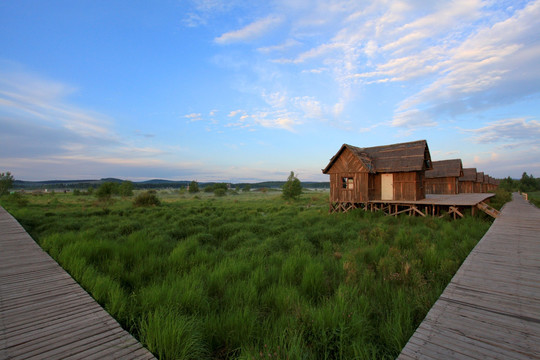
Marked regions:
[342,177,354,189]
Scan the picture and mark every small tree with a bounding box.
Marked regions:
[282,171,302,200]
[133,191,161,207]
[0,172,14,196]
[119,181,134,197]
[189,180,199,193]
[242,184,251,192]
[96,182,117,201]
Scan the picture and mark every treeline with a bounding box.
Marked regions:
[12,178,330,190]
[498,172,540,193]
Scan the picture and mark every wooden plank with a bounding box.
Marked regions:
[0,206,155,359]
[398,193,540,359]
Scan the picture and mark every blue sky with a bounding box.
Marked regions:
[1,0,539,182]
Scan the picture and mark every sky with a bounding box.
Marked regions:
[1,0,540,182]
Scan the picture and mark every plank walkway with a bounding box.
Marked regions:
[0,206,156,360]
[398,193,540,359]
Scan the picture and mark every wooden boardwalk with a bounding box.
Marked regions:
[398,193,540,359]
[0,206,155,360]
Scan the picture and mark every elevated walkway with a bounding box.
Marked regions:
[398,193,540,359]
[0,206,155,360]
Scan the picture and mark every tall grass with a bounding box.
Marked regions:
[1,191,492,359]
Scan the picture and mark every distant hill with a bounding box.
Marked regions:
[13,179,329,190]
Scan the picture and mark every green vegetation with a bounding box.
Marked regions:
[0,171,14,195]
[527,191,540,208]
[189,180,200,193]
[95,181,135,200]
[134,191,161,207]
[1,191,492,360]
[487,188,512,211]
[499,172,540,193]
[282,171,302,200]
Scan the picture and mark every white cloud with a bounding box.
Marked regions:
[257,39,301,53]
[465,118,540,145]
[215,15,283,44]
[184,113,203,121]
[388,1,540,127]
[0,69,114,141]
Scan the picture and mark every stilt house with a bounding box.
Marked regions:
[488,177,498,191]
[424,159,463,195]
[475,172,485,193]
[322,140,432,205]
[483,174,491,193]
[459,168,477,193]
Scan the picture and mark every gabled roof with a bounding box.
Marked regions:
[459,168,477,182]
[476,171,485,182]
[322,140,432,174]
[425,159,463,179]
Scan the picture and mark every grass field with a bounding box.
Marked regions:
[1,190,493,360]
[526,191,540,208]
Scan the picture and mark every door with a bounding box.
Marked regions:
[381,174,393,200]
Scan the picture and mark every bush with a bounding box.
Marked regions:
[0,171,14,196]
[133,191,161,207]
[119,181,134,197]
[214,188,227,197]
[96,182,118,200]
[282,171,302,200]
[188,181,199,193]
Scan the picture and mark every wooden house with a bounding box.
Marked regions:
[322,140,432,206]
[483,174,497,192]
[424,159,463,195]
[475,172,485,193]
[458,168,477,193]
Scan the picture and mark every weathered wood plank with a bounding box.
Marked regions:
[398,193,540,359]
[0,206,155,359]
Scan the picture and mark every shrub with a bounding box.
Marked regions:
[96,182,118,200]
[282,171,302,200]
[133,191,161,207]
[0,171,14,196]
[188,181,199,193]
[214,188,226,197]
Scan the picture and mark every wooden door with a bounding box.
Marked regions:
[381,174,393,200]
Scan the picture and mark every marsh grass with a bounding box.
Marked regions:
[1,191,492,359]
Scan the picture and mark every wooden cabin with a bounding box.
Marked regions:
[458,168,477,193]
[483,174,490,193]
[424,159,463,195]
[475,172,485,193]
[322,140,432,205]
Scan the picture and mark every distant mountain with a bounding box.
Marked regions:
[13,178,329,190]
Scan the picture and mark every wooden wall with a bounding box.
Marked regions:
[425,177,459,194]
[459,181,475,193]
[328,172,369,203]
[326,148,370,203]
[393,172,425,201]
[325,147,426,203]
[474,182,483,193]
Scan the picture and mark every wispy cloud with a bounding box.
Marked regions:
[184,112,203,122]
[215,15,283,44]
[465,118,540,145]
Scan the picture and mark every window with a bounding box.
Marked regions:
[342,177,354,189]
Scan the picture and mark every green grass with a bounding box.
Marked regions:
[527,191,540,208]
[0,190,492,360]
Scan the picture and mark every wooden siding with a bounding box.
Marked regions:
[458,181,475,193]
[398,193,540,359]
[329,172,369,203]
[425,176,459,194]
[326,147,370,203]
[393,172,424,201]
